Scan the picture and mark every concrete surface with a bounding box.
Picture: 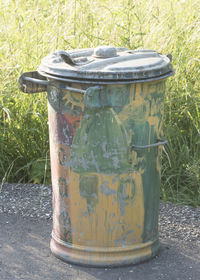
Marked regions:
[0,213,199,280]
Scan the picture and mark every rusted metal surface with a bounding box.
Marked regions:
[18,45,173,267]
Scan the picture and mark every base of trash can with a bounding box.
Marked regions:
[50,233,160,267]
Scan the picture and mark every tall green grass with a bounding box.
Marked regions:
[0,0,199,206]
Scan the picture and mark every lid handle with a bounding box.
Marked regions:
[55,50,94,66]
[93,46,117,58]
[56,50,76,65]
[166,53,172,61]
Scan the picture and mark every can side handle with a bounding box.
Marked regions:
[18,72,87,94]
[18,72,102,95]
[131,139,168,150]
[18,71,48,93]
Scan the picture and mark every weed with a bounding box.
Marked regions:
[0,0,199,206]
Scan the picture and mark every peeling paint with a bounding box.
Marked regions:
[59,209,72,244]
[58,177,68,198]
[100,184,116,196]
[48,79,167,266]
[114,230,134,246]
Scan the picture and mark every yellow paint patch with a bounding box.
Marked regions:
[69,170,144,248]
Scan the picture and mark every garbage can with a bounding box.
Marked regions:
[19,46,173,267]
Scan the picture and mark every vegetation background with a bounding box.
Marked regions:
[0,0,199,206]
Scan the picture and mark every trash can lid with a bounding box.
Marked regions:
[38,46,173,82]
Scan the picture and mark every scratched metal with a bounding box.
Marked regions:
[18,46,173,267]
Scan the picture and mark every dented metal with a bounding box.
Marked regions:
[18,45,173,267]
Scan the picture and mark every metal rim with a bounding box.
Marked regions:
[38,70,174,85]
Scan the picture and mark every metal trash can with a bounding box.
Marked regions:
[19,46,173,267]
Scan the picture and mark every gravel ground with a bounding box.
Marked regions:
[0,183,199,245]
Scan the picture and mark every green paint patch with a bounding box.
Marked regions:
[79,174,99,214]
[117,177,135,201]
[48,87,61,112]
[59,210,72,244]
[58,147,67,166]
[58,177,68,198]
[70,108,130,174]
[117,177,135,216]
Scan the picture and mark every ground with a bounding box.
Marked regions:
[0,183,199,280]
